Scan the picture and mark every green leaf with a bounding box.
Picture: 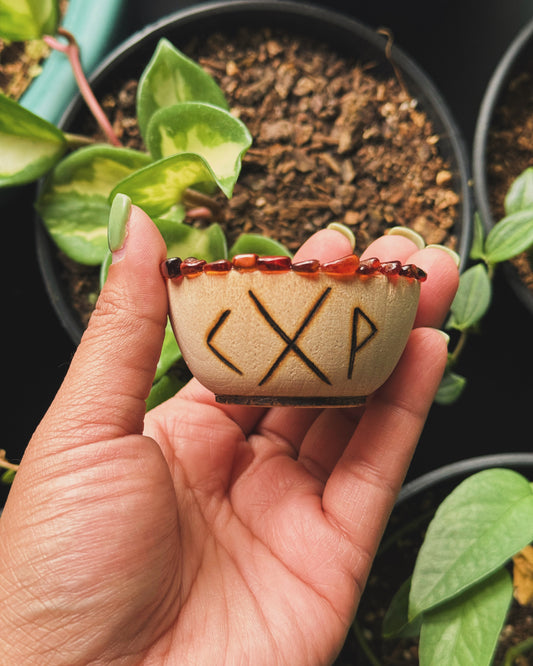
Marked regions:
[484,208,533,264]
[36,145,152,264]
[0,93,67,187]
[110,152,221,219]
[469,211,486,261]
[154,320,182,382]
[147,102,252,197]
[419,568,513,666]
[447,263,491,331]
[136,38,229,141]
[505,167,533,215]
[229,233,293,257]
[1,469,16,484]
[434,369,467,405]
[156,219,227,261]
[409,468,533,620]
[146,372,186,411]
[0,0,58,40]
[383,577,423,639]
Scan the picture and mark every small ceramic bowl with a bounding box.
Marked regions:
[162,254,426,406]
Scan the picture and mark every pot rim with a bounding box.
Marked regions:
[36,0,473,344]
[472,16,533,314]
[398,452,533,505]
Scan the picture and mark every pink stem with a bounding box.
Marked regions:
[43,29,121,146]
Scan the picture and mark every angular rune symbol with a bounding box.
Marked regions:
[207,309,243,375]
[348,308,378,379]
[248,288,332,386]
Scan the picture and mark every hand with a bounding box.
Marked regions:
[0,204,459,665]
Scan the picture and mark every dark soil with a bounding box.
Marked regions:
[486,61,533,294]
[63,27,461,328]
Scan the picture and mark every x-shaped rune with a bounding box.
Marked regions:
[248,288,332,386]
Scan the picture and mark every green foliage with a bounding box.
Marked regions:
[0,0,58,41]
[383,469,533,666]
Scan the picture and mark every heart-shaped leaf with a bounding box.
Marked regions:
[484,207,533,264]
[147,102,252,196]
[409,469,533,620]
[0,93,67,186]
[37,145,152,264]
[137,38,229,141]
[109,152,221,218]
[418,568,513,666]
[505,167,533,215]
[156,219,227,261]
[0,0,58,40]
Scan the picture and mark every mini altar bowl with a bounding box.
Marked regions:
[163,254,425,406]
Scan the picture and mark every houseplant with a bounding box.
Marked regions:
[473,16,533,315]
[341,453,533,666]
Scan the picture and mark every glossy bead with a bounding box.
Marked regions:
[357,257,381,276]
[292,259,321,274]
[379,260,401,276]
[181,257,206,277]
[257,256,292,272]
[204,259,232,274]
[399,264,428,282]
[161,257,182,279]
[232,253,258,271]
[321,254,359,276]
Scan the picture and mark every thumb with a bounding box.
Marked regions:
[33,195,168,451]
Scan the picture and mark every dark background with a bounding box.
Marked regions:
[3,0,533,505]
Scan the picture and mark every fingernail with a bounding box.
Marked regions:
[426,244,461,267]
[327,222,356,250]
[108,193,132,254]
[434,329,450,345]
[386,226,426,250]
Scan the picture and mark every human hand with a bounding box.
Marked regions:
[0,201,458,665]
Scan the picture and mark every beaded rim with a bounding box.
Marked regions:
[161,253,427,282]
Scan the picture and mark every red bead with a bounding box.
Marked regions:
[357,257,381,276]
[203,259,232,274]
[321,254,359,276]
[232,253,258,271]
[257,256,292,272]
[181,257,206,277]
[379,260,401,276]
[399,264,427,282]
[161,257,182,279]
[292,259,320,274]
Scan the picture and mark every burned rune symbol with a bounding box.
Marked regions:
[248,288,332,386]
[207,309,243,375]
[348,308,378,379]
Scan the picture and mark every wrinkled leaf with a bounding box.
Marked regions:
[383,577,423,639]
[419,568,512,666]
[484,208,533,264]
[0,93,67,187]
[505,167,533,215]
[447,263,491,331]
[157,219,227,261]
[110,152,221,219]
[37,145,152,264]
[147,102,251,196]
[137,38,229,141]
[229,233,293,257]
[434,369,466,405]
[0,0,58,40]
[409,469,533,620]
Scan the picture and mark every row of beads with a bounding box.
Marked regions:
[161,254,427,282]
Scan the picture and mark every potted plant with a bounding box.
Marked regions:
[473,16,533,316]
[340,453,533,665]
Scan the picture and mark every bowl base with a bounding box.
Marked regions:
[215,394,367,407]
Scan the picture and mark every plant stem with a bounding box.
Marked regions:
[0,450,19,472]
[502,636,533,666]
[43,29,121,146]
[352,619,383,666]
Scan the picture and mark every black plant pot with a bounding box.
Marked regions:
[342,452,533,665]
[36,0,473,345]
[473,17,533,316]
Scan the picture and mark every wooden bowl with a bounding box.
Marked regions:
[163,254,425,406]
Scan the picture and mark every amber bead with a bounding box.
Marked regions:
[399,264,428,282]
[232,253,258,271]
[161,257,182,279]
[181,257,206,277]
[321,254,359,276]
[292,259,320,274]
[257,256,292,272]
[204,259,232,274]
[357,257,381,276]
[379,260,401,276]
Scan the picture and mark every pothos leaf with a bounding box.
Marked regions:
[156,219,227,261]
[229,233,293,257]
[505,167,533,215]
[36,145,152,265]
[484,207,533,264]
[0,0,58,40]
[136,38,229,141]
[0,93,67,187]
[447,263,491,331]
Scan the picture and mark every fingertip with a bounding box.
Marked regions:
[361,234,421,262]
[293,228,354,263]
